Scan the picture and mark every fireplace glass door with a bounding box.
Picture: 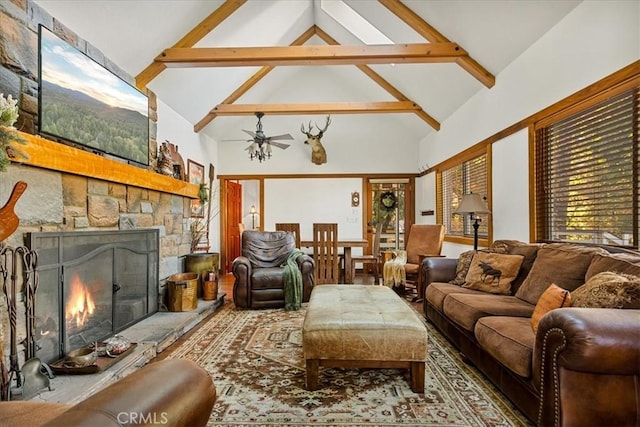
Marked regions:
[27,229,158,363]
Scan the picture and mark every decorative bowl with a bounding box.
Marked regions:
[64,347,98,367]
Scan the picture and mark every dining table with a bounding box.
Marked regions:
[300,238,369,284]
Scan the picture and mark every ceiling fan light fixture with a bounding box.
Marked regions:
[241,112,292,162]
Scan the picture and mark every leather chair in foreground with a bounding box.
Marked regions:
[0,358,216,426]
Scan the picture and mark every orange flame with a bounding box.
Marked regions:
[66,275,96,328]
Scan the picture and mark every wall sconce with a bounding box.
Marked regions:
[250,205,258,230]
[351,192,360,207]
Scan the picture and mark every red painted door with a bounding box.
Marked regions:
[225,181,242,272]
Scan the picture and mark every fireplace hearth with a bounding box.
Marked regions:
[27,229,159,363]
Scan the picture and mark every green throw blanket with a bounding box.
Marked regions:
[283,249,305,311]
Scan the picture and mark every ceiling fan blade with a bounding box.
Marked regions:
[266,133,294,141]
[269,141,290,150]
[222,138,252,142]
[242,129,257,138]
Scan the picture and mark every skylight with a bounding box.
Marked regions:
[320,0,393,45]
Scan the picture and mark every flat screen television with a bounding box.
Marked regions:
[38,25,149,166]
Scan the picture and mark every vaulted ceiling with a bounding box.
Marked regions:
[34,0,581,160]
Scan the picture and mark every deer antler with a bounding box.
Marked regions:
[315,115,331,136]
[300,121,314,137]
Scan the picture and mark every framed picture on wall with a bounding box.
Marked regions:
[188,160,205,217]
[187,160,204,185]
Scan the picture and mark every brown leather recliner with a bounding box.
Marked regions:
[232,230,314,309]
[1,358,216,426]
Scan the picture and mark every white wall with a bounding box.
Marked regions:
[264,177,364,253]
[419,0,639,257]
[215,65,422,175]
[156,99,220,251]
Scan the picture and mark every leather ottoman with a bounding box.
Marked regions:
[302,284,428,393]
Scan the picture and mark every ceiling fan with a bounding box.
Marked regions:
[228,112,293,162]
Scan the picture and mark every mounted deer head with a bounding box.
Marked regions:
[301,115,331,165]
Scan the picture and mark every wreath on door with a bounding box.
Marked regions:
[380,191,397,211]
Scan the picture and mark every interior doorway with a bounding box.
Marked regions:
[224,181,242,273]
[367,178,414,254]
[221,178,263,273]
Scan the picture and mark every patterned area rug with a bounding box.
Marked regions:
[164,301,531,427]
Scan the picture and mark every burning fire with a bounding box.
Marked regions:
[66,275,96,328]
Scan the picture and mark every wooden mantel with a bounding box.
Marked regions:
[11,132,199,198]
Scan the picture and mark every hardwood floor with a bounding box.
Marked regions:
[155,271,424,360]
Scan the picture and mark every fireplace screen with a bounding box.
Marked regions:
[27,229,158,363]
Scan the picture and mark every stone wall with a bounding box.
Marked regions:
[0,1,197,377]
[0,0,192,278]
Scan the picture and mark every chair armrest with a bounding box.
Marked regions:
[232,256,252,308]
[534,308,640,426]
[295,253,316,301]
[44,359,216,427]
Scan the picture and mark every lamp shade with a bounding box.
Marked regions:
[454,193,490,215]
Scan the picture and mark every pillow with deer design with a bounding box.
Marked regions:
[463,252,525,295]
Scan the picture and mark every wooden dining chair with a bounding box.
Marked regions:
[275,223,301,248]
[349,222,383,284]
[312,223,340,284]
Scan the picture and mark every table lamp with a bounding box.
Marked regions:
[454,193,490,251]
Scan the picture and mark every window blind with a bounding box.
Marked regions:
[535,88,639,247]
[443,154,488,237]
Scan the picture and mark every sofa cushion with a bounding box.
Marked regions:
[585,252,640,281]
[463,252,524,295]
[515,244,607,305]
[251,267,286,289]
[475,316,535,378]
[425,282,485,312]
[531,284,571,333]
[571,271,640,309]
[449,250,475,286]
[443,293,535,332]
[506,244,540,294]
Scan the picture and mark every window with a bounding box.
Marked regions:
[438,152,489,241]
[534,87,639,248]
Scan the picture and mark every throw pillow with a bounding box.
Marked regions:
[530,284,571,333]
[449,250,476,286]
[462,252,524,295]
[571,271,640,309]
[515,244,606,305]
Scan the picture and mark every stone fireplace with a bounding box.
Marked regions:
[26,229,159,364]
[0,1,203,378]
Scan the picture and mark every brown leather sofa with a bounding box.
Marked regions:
[422,241,640,426]
[1,358,216,426]
[233,230,315,309]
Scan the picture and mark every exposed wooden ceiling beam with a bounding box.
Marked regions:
[194,26,316,133]
[378,0,495,88]
[135,0,247,91]
[156,43,466,67]
[211,102,422,115]
[314,27,440,131]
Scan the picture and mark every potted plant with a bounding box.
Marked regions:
[0,93,27,172]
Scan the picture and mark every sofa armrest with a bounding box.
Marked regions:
[534,308,640,426]
[44,359,216,427]
[423,257,458,288]
[232,256,252,308]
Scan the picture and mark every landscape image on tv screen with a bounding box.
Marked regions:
[38,26,149,166]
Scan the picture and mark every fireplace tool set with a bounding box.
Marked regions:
[0,243,53,400]
[0,181,53,400]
